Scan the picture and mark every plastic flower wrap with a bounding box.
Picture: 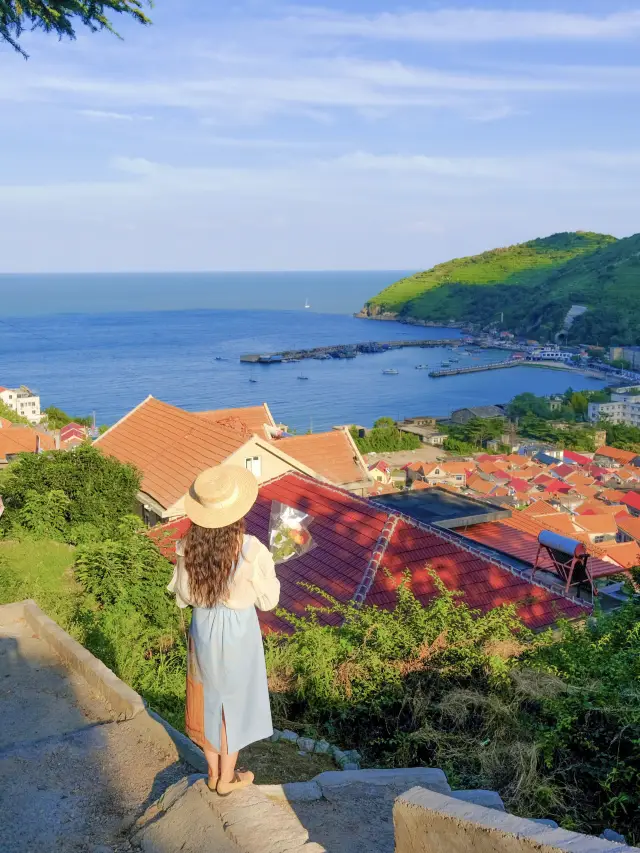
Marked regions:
[268,501,314,564]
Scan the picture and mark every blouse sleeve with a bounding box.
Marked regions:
[250,541,281,612]
[167,540,193,609]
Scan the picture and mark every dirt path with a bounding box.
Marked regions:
[0,604,217,853]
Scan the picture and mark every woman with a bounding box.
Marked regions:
[168,464,280,796]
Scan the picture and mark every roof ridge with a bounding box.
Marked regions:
[353,513,400,605]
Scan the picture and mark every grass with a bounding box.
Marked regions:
[240,740,336,784]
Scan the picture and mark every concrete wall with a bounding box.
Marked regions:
[394,787,638,853]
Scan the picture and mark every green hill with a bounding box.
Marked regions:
[361,231,640,344]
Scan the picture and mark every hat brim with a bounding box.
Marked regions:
[183,466,259,529]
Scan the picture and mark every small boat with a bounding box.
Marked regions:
[441,361,451,367]
[214,356,228,362]
[249,377,258,383]
[304,298,311,309]
[415,364,428,370]
[382,368,399,375]
[297,374,309,380]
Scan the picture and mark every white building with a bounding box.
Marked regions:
[588,388,640,427]
[0,386,42,424]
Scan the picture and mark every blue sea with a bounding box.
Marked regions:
[0,272,606,431]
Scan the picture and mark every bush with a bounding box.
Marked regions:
[0,444,140,541]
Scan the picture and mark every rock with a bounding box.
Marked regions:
[600,828,626,844]
[342,762,360,771]
[343,749,362,763]
[280,729,299,743]
[120,812,138,833]
[297,736,316,753]
[259,781,323,802]
[314,739,331,754]
[270,728,282,742]
[91,846,114,853]
[451,790,506,812]
[530,818,559,829]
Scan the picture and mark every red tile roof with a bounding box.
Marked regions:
[616,515,640,542]
[96,396,252,510]
[197,404,275,437]
[621,492,640,514]
[563,450,592,466]
[152,473,588,633]
[595,445,637,465]
[270,430,370,487]
[550,463,575,479]
[507,477,531,495]
[0,426,55,461]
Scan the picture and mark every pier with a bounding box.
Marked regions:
[429,360,608,379]
[240,338,463,363]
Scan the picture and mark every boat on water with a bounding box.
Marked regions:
[214,356,228,361]
[304,298,311,309]
[249,378,258,383]
[382,368,399,375]
[297,374,309,380]
[415,364,428,370]
[441,361,451,367]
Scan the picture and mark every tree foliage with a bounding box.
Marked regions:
[443,417,504,449]
[43,406,92,430]
[0,444,140,540]
[1,0,152,57]
[0,398,30,424]
[351,421,421,453]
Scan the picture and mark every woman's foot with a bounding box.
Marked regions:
[207,776,219,791]
[216,769,254,797]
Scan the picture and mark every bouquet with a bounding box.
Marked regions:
[268,501,314,564]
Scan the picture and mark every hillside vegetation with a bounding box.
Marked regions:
[362,231,640,344]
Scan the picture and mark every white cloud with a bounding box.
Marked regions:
[282,8,640,42]
[78,109,153,121]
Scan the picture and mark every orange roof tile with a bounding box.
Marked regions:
[616,514,640,542]
[96,396,252,509]
[599,488,626,503]
[521,500,561,518]
[197,404,275,437]
[0,417,13,429]
[576,500,624,516]
[595,445,637,464]
[440,461,472,476]
[596,541,640,569]
[270,430,369,487]
[0,426,55,461]
[573,514,618,536]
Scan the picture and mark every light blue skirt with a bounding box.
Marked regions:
[187,604,273,754]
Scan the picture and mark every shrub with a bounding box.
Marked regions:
[0,444,140,541]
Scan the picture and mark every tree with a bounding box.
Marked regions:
[43,406,92,430]
[373,417,396,429]
[569,392,589,417]
[1,1,152,57]
[0,399,29,424]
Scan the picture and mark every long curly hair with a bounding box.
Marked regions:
[183,518,245,607]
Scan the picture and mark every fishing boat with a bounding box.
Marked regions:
[441,361,451,367]
[249,378,258,383]
[304,298,311,309]
[297,374,309,380]
[415,364,429,370]
[382,368,399,375]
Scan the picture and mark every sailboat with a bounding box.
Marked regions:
[304,298,311,309]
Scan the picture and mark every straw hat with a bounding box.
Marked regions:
[184,464,259,529]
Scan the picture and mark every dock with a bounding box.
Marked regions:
[240,338,463,363]
[430,360,607,379]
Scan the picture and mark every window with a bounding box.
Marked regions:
[245,456,262,477]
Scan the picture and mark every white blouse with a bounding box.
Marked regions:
[167,534,280,612]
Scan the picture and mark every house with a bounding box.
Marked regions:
[397,423,446,446]
[620,491,640,517]
[368,460,392,485]
[450,405,504,425]
[616,514,640,544]
[563,450,593,466]
[594,445,639,467]
[0,386,42,424]
[0,424,55,467]
[95,396,371,524]
[573,514,618,544]
[268,430,371,495]
[152,472,588,633]
[59,422,88,447]
[406,461,468,488]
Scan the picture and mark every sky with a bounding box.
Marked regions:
[1,0,640,273]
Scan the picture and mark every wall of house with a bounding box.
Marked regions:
[226,438,295,484]
[0,388,42,424]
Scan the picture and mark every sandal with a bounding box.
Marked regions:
[207,777,218,791]
[216,769,254,797]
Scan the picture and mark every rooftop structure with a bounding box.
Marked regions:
[0,385,42,424]
[152,473,588,633]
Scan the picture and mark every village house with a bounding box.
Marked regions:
[397,422,446,446]
[594,445,640,468]
[0,421,54,467]
[0,385,42,424]
[368,460,392,484]
[450,405,505,425]
[95,396,372,524]
[405,460,468,488]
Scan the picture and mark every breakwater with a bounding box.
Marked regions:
[240,338,463,363]
[430,360,607,379]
